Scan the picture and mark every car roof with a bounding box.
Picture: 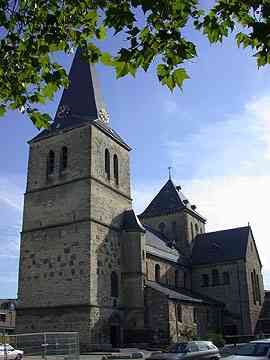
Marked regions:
[251,339,270,343]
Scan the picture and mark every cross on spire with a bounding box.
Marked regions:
[168,166,172,180]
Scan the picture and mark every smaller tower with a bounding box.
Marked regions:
[139,179,206,256]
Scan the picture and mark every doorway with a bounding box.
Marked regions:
[110,325,121,348]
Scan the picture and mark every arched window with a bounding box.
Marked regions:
[113,154,119,185]
[256,273,261,305]
[155,264,160,282]
[190,223,194,239]
[158,222,165,233]
[47,150,55,175]
[177,304,182,322]
[105,149,110,179]
[223,272,230,285]
[61,146,68,170]
[251,271,256,305]
[111,271,119,298]
[195,223,199,234]
[212,269,220,286]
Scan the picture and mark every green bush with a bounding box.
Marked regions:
[206,332,225,348]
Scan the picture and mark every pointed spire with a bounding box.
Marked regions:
[30,48,130,150]
[139,179,206,222]
[53,48,109,129]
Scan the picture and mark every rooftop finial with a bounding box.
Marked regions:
[168,166,172,180]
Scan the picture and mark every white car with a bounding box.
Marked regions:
[148,341,220,360]
[0,345,23,360]
[227,340,270,360]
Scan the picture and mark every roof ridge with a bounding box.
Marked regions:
[199,226,250,237]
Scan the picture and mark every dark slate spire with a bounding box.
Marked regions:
[30,49,131,149]
[53,48,109,130]
[139,179,206,221]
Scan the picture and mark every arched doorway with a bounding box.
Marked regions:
[109,313,122,348]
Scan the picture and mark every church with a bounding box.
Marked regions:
[16,49,265,350]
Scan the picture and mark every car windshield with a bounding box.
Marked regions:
[0,345,11,351]
[167,343,188,353]
[236,343,270,357]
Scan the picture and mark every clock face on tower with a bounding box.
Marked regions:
[98,108,109,124]
[56,104,71,119]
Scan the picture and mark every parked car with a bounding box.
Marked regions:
[227,340,270,360]
[148,341,221,360]
[0,345,23,360]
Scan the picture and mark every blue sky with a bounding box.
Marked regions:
[2,18,270,298]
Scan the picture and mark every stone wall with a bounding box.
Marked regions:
[244,232,264,334]
[16,306,91,350]
[140,210,205,257]
[18,222,91,308]
[146,254,191,290]
[26,125,91,192]
[91,125,131,198]
[168,302,197,342]
[145,287,169,342]
[192,260,250,334]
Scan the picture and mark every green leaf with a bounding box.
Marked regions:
[157,64,169,79]
[42,82,58,99]
[101,52,112,66]
[173,68,190,89]
[30,111,51,129]
[115,61,129,78]
[96,25,107,40]
[0,106,6,117]
[164,76,175,92]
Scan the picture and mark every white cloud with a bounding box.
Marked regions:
[132,182,162,215]
[165,93,270,179]
[183,175,270,271]
[0,174,24,259]
[0,175,24,211]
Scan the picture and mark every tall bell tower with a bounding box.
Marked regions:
[16,49,132,349]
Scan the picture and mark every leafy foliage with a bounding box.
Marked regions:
[0,0,270,128]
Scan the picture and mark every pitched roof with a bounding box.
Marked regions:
[144,224,182,264]
[146,280,223,305]
[192,226,250,265]
[30,48,130,149]
[122,209,146,233]
[139,179,205,221]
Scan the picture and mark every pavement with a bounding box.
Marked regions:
[80,349,152,360]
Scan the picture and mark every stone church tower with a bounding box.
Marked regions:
[16,49,132,348]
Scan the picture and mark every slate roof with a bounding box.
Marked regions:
[139,179,205,221]
[144,224,181,263]
[30,48,130,150]
[122,209,146,233]
[146,280,223,305]
[192,226,251,265]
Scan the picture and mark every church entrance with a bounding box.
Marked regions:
[110,325,121,348]
[109,312,123,348]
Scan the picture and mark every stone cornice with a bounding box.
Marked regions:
[25,174,132,202]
